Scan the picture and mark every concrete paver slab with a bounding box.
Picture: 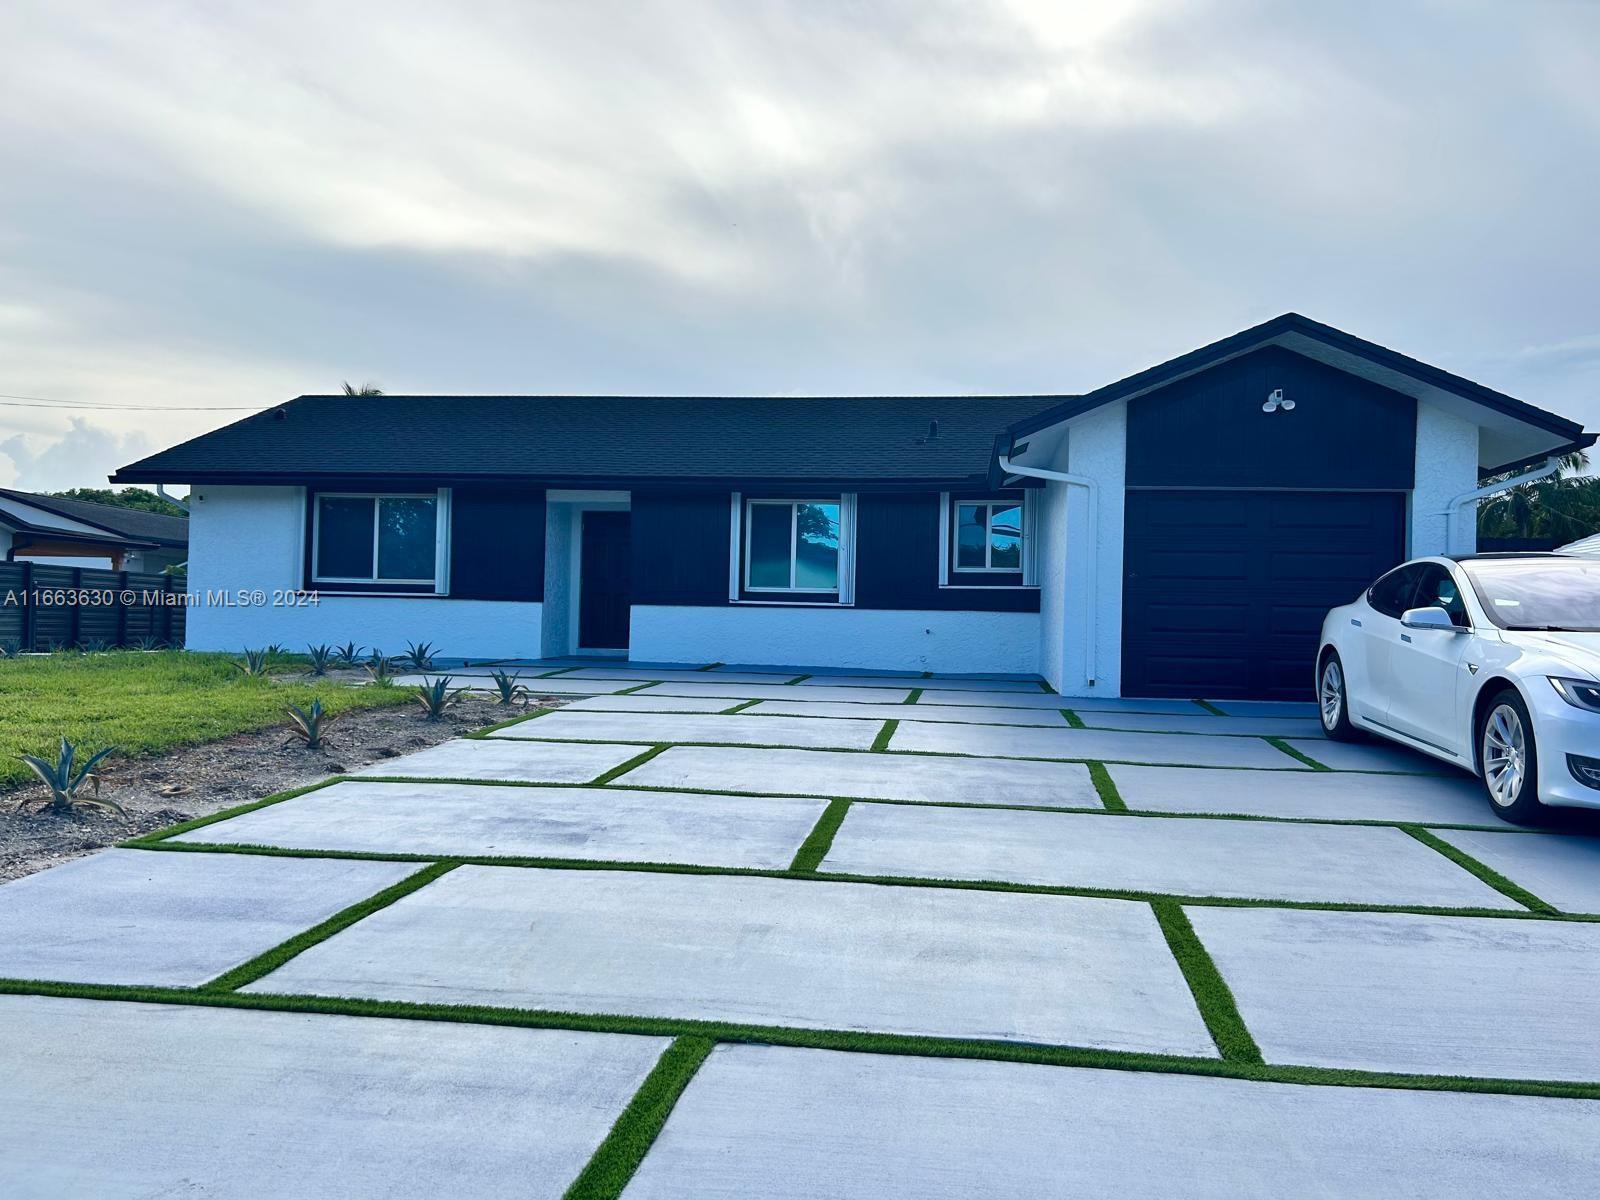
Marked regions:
[820,804,1516,908]
[556,668,804,684]
[390,674,636,694]
[560,694,747,713]
[1209,700,1321,718]
[1111,764,1490,825]
[1076,711,1325,738]
[745,700,1069,726]
[1187,906,1600,1080]
[1286,737,1454,774]
[0,850,416,986]
[622,1043,1600,1200]
[0,995,665,1200]
[1431,828,1600,913]
[916,690,1202,712]
[890,721,1306,769]
[248,867,1217,1054]
[641,681,914,703]
[618,746,1100,807]
[490,711,883,750]
[357,737,646,782]
[800,675,1044,692]
[173,781,829,869]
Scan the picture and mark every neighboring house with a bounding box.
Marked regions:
[111,314,1593,700]
[0,488,188,574]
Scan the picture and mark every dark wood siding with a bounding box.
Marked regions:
[631,491,731,605]
[450,485,545,600]
[1125,346,1417,490]
[854,492,1039,613]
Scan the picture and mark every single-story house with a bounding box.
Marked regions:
[111,314,1593,700]
[0,488,188,574]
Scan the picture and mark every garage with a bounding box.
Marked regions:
[1122,490,1406,700]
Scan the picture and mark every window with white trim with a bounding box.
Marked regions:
[312,492,446,587]
[729,494,856,603]
[953,500,1022,571]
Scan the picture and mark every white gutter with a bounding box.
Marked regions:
[1441,456,1559,555]
[155,484,189,514]
[997,453,1098,687]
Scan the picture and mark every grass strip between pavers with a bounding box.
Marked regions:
[1087,762,1126,812]
[903,687,923,704]
[870,719,898,752]
[198,861,457,992]
[563,1035,714,1200]
[590,744,671,785]
[1192,699,1228,716]
[4,977,1599,1101]
[1267,737,1331,770]
[1061,708,1086,729]
[788,799,852,872]
[721,699,760,714]
[128,837,1588,923]
[1151,900,1263,1065]
[1402,826,1559,914]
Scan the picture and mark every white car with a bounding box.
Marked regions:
[1317,553,1600,823]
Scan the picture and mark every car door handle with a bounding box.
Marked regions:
[1400,634,1412,643]
[1350,618,1363,627]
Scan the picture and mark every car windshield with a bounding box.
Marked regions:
[1461,559,1600,632]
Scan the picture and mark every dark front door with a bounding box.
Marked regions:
[579,511,631,650]
[1122,490,1406,701]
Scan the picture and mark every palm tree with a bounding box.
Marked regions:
[1479,451,1600,541]
[341,381,383,396]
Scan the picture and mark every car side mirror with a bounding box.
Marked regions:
[1401,606,1464,632]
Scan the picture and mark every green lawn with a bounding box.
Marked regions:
[0,650,413,787]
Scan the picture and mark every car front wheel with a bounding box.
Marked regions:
[1317,650,1362,742]
[1479,688,1543,824]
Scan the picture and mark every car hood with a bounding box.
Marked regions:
[1505,631,1600,678]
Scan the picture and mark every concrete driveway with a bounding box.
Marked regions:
[3,662,1599,1198]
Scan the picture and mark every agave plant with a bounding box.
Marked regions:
[0,639,21,659]
[133,635,166,652]
[285,698,340,749]
[19,738,123,817]
[402,640,437,670]
[231,648,272,677]
[414,675,467,720]
[305,644,335,676]
[264,642,289,659]
[488,669,529,706]
[77,638,112,654]
[334,641,365,667]
[364,651,396,686]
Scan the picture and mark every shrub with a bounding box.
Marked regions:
[488,669,529,706]
[402,640,437,670]
[231,648,272,678]
[285,698,340,749]
[364,652,397,686]
[305,644,335,676]
[18,737,123,817]
[414,675,467,720]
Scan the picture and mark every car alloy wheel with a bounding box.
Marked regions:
[1319,659,1344,732]
[1482,703,1528,808]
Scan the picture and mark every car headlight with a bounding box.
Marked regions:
[1549,677,1600,714]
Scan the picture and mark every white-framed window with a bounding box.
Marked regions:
[938,492,1037,587]
[728,494,856,603]
[953,500,1023,572]
[311,491,451,589]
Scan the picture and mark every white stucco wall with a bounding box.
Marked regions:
[1411,401,1481,557]
[630,605,1040,674]
[185,486,542,658]
[1031,403,1126,697]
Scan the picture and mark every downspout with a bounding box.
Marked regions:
[997,453,1098,687]
[1440,456,1559,556]
[156,484,189,514]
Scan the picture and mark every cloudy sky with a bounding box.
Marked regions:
[1,0,1596,490]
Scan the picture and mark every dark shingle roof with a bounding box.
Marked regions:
[0,489,188,546]
[111,395,1068,488]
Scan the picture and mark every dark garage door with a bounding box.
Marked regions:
[1122,491,1406,701]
